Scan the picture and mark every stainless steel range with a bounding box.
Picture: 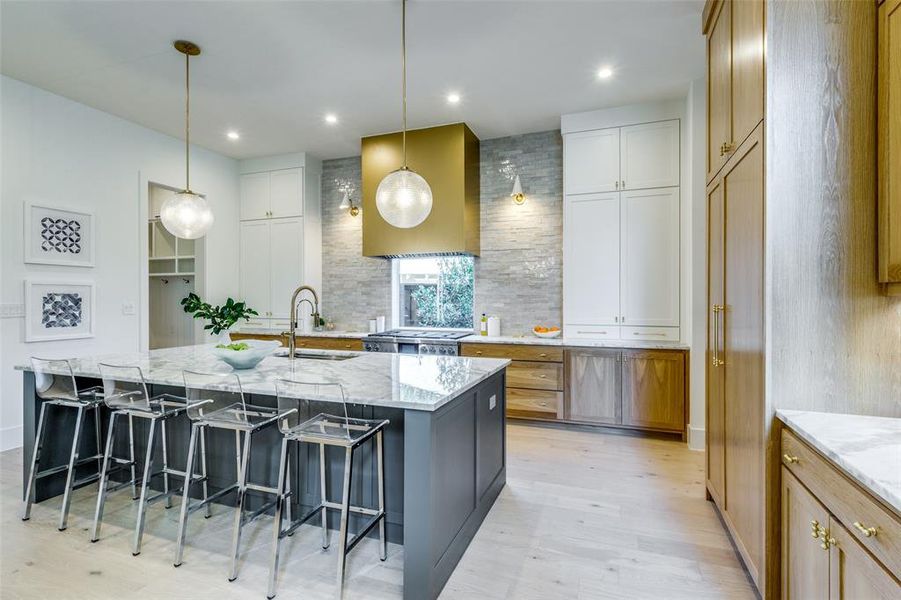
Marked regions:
[363,329,470,355]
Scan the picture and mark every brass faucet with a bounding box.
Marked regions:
[283,285,320,359]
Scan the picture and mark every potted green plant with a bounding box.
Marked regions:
[180,293,258,341]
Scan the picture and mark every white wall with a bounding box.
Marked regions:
[0,75,240,450]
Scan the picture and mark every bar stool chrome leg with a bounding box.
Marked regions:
[93,405,103,475]
[21,402,50,521]
[127,415,138,499]
[319,442,329,549]
[377,430,387,561]
[267,437,290,600]
[58,405,86,531]
[132,418,157,556]
[335,446,354,589]
[160,420,172,509]
[199,426,211,518]
[91,412,119,542]
[228,430,252,582]
[174,422,200,567]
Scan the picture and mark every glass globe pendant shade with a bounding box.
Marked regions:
[160,190,214,239]
[375,167,433,228]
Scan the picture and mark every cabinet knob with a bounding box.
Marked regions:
[538,374,547,379]
[783,453,800,464]
[476,351,483,356]
[853,521,877,537]
[539,353,548,357]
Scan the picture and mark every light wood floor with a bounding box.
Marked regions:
[0,423,756,599]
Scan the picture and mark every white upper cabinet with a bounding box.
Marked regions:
[269,168,303,218]
[268,217,304,320]
[240,172,270,221]
[564,129,620,194]
[620,121,680,190]
[620,188,680,326]
[564,193,621,326]
[239,220,271,319]
[240,168,303,220]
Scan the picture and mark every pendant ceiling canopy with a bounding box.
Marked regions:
[160,40,214,240]
[375,0,433,229]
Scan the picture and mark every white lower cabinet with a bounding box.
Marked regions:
[239,218,304,327]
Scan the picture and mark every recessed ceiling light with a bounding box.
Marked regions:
[226,131,240,140]
[325,113,338,124]
[446,92,461,104]
[597,66,614,80]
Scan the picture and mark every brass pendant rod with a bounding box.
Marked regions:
[401,0,407,168]
[185,49,190,192]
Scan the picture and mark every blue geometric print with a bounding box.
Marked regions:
[41,293,83,328]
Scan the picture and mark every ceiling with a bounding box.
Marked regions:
[1,0,705,160]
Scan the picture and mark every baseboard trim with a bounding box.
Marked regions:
[0,425,23,452]
[688,425,705,451]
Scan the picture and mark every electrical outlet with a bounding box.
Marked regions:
[0,304,25,318]
[121,302,136,316]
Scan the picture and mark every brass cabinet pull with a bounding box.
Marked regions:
[811,520,821,538]
[538,374,547,379]
[577,330,606,335]
[475,351,483,355]
[712,305,721,366]
[853,521,877,537]
[539,353,548,357]
[783,454,800,464]
[633,332,666,336]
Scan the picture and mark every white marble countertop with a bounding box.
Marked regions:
[16,344,509,413]
[458,334,690,350]
[777,409,901,514]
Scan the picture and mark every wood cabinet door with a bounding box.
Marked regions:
[879,0,901,291]
[268,217,304,320]
[707,0,732,181]
[722,125,766,583]
[621,349,685,432]
[239,220,271,317]
[620,120,680,190]
[706,176,726,504]
[269,168,303,218]
[240,172,270,220]
[731,0,764,151]
[620,187,680,327]
[563,192,620,327]
[781,468,830,600]
[565,349,621,425]
[563,128,620,194]
[829,518,901,600]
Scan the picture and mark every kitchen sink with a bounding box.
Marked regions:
[273,349,355,361]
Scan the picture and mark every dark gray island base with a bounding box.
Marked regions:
[21,363,506,600]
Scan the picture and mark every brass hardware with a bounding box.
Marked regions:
[539,402,547,407]
[577,331,606,335]
[475,351,482,355]
[539,353,548,357]
[538,374,547,379]
[719,143,725,156]
[783,454,800,464]
[723,141,735,154]
[853,521,877,537]
[349,205,360,217]
[712,304,721,367]
[811,520,821,538]
[633,332,666,336]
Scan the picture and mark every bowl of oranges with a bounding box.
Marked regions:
[532,325,562,339]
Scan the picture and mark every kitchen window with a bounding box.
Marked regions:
[393,256,474,329]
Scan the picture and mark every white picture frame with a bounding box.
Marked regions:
[24,201,95,267]
[24,279,96,342]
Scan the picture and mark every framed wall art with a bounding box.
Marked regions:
[24,279,95,342]
[24,201,95,267]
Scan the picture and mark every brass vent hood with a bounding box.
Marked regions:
[362,122,480,257]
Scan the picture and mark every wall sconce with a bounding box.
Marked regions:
[510,175,525,205]
[339,191,360,217]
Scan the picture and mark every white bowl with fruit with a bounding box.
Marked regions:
[532,326,562,339]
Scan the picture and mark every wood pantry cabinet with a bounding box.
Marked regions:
[562,118,681,342]
[781,429,901,599]
[879,0,901,295]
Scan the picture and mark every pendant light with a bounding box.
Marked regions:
[375,0,433,229]
[160,40,214,240]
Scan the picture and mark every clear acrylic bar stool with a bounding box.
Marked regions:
[22,357,110,530]
[267,379,389,599]
[91,363,202,556]
[175,370,285,582]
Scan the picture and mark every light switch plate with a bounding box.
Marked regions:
[121,302,136,315]
[489,394,496,410]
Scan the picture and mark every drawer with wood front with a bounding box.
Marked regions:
[460,343,563,363]
[782,428,901,576]
[506,361,563,392]
[294,336,363,351]
[507,389,562,419]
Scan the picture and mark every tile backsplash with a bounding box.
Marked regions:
[320,130,563,335]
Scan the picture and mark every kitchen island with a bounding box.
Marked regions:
[17,344,509,600]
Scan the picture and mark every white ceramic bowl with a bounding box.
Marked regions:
[211,339,282,370]
[532,328,562,339]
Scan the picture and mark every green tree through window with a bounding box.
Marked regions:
[400,257,473,329]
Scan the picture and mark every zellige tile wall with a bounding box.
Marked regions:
[320,130,563,334]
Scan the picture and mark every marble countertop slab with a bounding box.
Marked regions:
[16,344,509,413]
[459,334,690,350]
[233,328,370,338]
[777,409,901,514]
